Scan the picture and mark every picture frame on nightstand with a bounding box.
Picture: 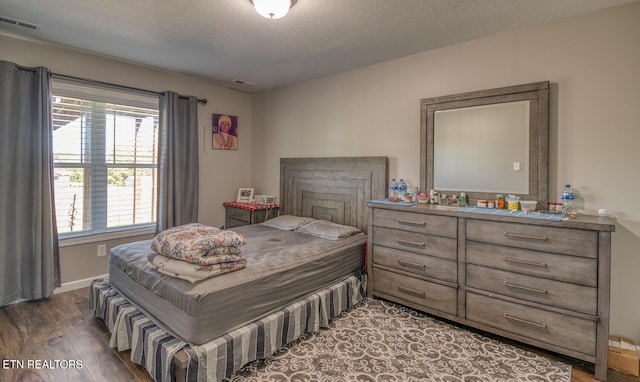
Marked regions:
[236,188,254,203]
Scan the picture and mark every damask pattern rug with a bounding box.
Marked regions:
[229,298,571,382]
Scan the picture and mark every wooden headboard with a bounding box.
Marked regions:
[279,157,388,233]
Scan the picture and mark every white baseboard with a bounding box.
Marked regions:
[54,274,108,294]
[1,275,107,307]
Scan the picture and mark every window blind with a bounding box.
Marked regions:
[51,79,159,237]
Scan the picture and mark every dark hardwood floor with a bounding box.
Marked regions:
[0,287,638,382]
[0,287,151,382]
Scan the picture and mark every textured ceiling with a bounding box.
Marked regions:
[0,0,636,92]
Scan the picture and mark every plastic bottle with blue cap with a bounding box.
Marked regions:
[398,179,407,199]
[561,184,575,215]
[389,179,398,200]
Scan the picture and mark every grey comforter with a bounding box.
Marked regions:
[108,223,366,344]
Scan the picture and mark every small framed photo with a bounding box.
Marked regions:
[236,188,254,203]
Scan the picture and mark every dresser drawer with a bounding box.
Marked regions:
[373,208,457,238]
[466,241,597,287]
[373,268,457,315]
[373,226,457,260]
[466,219,597,258]
[226,207,251,222]
[372,245,457,283]
[466,264,597,315]
[225,217,249,229]
[466,292,596,356]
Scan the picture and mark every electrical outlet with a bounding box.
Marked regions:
[513,161,521,171]
[97,244,107,257]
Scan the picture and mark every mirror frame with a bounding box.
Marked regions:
[420,81,549,207]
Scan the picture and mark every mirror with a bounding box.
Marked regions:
[434,101,530,193]
[420,81,549,206]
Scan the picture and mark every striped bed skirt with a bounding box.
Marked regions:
[89,273,366,382]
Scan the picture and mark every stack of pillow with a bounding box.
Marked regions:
[148,223,247,283]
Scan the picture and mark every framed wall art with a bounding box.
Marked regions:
[212,114,238,150]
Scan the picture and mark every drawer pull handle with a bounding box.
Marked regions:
[504,281,548,294]
[397,260,426,270]
[397,239,426,247]
[503,257,548,268]
[397,219,426,226]
[503,232,547,241]
[503,313,547,329]
[397,285,426,298]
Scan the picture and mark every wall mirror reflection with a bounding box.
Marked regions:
[434,100,530,193]
[420,81,549,206]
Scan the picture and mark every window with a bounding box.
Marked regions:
[52,79,159,241]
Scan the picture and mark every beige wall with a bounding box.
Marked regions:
[1,34,253,283]
[252,3,640,343]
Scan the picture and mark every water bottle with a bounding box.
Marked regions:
[561,184,575,215]
[390,179,398,199]
[398,179,407,197]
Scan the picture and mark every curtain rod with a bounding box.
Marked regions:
[51,72,208,105]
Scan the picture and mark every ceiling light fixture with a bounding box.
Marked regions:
[251,0,297,20]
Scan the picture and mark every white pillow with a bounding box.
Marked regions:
[295,220,362,240]
[261,215,316,230]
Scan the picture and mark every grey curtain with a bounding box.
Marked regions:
[156,91,199,233]
[0,61,60,306]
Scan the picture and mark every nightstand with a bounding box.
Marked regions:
[223,201,279,229]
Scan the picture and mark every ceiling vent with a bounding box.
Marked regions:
[232,79,256,86]
[0,15,42,31]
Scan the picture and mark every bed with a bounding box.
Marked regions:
[90,156,388,382]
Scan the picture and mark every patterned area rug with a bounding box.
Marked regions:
[229,298,571,382]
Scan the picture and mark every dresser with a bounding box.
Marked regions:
[223,201,279,229]
[368,202,615,381]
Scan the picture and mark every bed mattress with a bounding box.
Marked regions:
[108,223,366,345]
